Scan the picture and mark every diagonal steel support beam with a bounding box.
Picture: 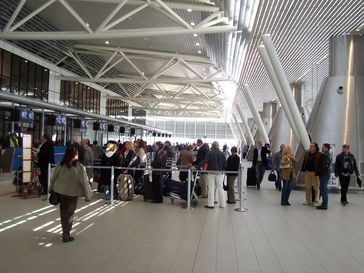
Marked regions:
[103,3,149,31]
[177,58,204,79]
[153,0,192,29]
[98,56,125,78]
[119,51,147,79]
[9,0,57,32]
[95,0,129,32]
[95,50,118,78]
[59,0,93,33]
[3,0,27,33]
[66,51,93,79]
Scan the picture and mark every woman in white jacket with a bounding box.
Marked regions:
[49,146,92,243]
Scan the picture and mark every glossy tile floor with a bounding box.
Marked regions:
[0,169,364,273]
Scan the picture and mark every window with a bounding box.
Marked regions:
[60,81,100,114]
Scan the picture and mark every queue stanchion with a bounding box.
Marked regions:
[110,166,114,205]
[187,168,191,209]
[47,163,51,197]
[235,165,248,212]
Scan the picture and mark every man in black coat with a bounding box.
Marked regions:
[38,134,55,195]
[193,138,210,198]
[252,140,271,190]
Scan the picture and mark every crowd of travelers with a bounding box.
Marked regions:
[4,132,361,242]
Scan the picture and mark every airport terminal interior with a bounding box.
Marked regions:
[0,0,364,272]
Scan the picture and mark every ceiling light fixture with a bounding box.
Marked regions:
[193,33,198,37]
[86,22,90,27]
[187,8,192,12]
[197,50,202,54]
[190,22,195,26]
[196,42,200,46]
[105,40,110,45]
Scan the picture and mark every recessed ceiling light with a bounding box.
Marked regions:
[105,40,110,45]
[190,22,195,26]
[187,8,192,12]
[86,22,90,27]
[193,33,198,37]
[24,60,28,63]
[202,68,206,71]
[197,50,202,54]
[196,42,200,46]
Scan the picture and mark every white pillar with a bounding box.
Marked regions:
[257,45,299,141]
[236,106,254,145]
[242,84,270,144]
[100,94,107,116]
[48,71,61,104]
[232,114,247,145]
[261,34,310,150]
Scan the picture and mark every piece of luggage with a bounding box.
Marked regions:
[143,174,154,201]
[246,167,257,186]
[134,180,144,195]
[165,179,181,195]
[118,174,134,201]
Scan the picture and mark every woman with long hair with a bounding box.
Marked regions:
[49,145,92,242]
[280,146,297,206]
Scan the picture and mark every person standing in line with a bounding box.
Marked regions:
[335,144,360,206]
[204,141,227,209]
[81,139,94,184]
[178,145,194,182]
[99,142,121,199]
[252,140,271,190]
[92,140,102,160]
[150,141,167,203]
[38,134,55,195]
[193,139,210,198]
[280,146,297,206]
[272,144,285,191]
[225,147,240,204]
[316,143,332,210]
[301,143,321,206]
[49,146,92,242]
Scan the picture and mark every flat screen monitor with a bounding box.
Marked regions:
[107,124,115,132]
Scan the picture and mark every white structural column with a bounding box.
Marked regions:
[236,106,254,145]
[261,34,310,150]
[232,114,247,145]
[257,45,299,140]
[242,84,270,144]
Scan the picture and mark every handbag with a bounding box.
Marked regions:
[49,191,60,205]
[357,176,362,188]
[268,171,277,182]
[223,177,228,191]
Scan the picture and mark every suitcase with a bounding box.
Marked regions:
[118,174,134,201]
[165,179,181,195]
[246,167,257,186]
[143,174,154,201]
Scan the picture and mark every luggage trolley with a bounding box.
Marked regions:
[170,170,199,207]
[13,161,42,193]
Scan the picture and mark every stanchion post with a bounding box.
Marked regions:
[47,163,51,196]
[187,168,191,209]
[235,165,248,212]
[110,166,114,205]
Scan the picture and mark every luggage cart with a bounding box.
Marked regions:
[170,170,199,207]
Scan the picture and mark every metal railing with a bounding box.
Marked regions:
[47,163,248,212]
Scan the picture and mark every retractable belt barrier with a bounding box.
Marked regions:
[48,163,248,211]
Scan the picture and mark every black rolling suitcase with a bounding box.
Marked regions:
[143,174,154,201]
[246,167,257,187]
